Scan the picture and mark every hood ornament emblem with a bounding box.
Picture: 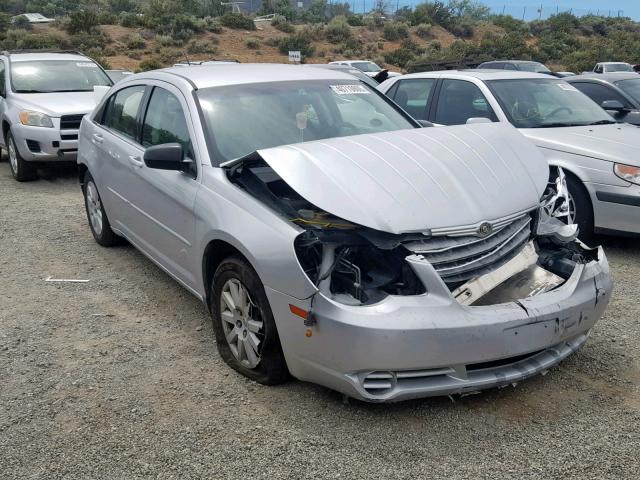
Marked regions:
[477,222,493,238]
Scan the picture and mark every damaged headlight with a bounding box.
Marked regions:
[294,229,426,306]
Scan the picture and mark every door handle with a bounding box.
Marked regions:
[92,133,104,144]
[128,155,144,168]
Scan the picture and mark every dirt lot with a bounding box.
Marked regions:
[1,161,639,479]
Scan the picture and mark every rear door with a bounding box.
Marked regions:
[118,83,201,289]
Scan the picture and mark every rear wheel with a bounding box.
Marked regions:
[82,171,117,247]
[7,131,37,182]
[210,256,289,385]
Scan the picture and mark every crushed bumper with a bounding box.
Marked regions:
[266,247,612,402]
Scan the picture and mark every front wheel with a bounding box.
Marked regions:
[565,175,594,241]
[210,256,289,385]
[82,171,117,247]
[7,131,37,182]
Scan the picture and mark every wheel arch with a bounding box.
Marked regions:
[2,119,11,144]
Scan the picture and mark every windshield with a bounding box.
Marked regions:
[487,78,615,128]
[352,62,382,73]
[11,60,112,93]
[606,63,633,72]
[518,62,550,73]
[197,80,416,163]
[615,78,640,103]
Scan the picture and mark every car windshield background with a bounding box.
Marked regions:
[196,80,415,163]
[352,62,381,73]
[11,60,112,93]
[607,63,633,72]
[487,78,614,128]
[615,78,640,104]
[518,62,550,73]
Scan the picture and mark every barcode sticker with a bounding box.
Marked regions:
[331,84,371,95]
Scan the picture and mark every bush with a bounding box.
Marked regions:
[1,30,71,50]
[449,21,474,38]
[65,9,100,34]
[12,15,32,30]
[119,12,143,28]
[326,15,351,43]
[220,13,256,30]
[245,37,260,49]
[205,18,224,33]
[335,37,364,57]
[139,57,164,72]
[69,31,111,50]
[277,33,315,60]
[124,33,146,49]
[383,22,410,41]
[412,1,453,28]
[415,23,432,38]
[272,15,295,33]
[346,15,364,26]
[156,35,183,47]
[86,49,111,69]
[187,39,218,54]
[363,15,384,31]
[300,24,325,40]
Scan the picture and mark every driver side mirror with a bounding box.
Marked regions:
[144,143,193,173]
[601,100,628,112]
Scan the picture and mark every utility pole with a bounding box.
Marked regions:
[522,6,526,20]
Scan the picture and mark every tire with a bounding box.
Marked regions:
[82,171,117,247]
[7,131,37,182]
[566,174,594,241]
[210,255,289,385]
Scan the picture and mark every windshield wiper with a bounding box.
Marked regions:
[586,120,619,126]
[14,89,51,93]
[531,122,583,128]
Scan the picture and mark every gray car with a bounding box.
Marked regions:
[379,70,640,238]
[0,50,113,181]
[77,65,612,402]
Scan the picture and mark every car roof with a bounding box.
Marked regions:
[567,72,640,83]
[598,62,632,65]
[482,60,542,64]
[155,63,358,89]
[7,52,92,62]
[391,70,553,81]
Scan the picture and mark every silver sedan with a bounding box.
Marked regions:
[77,65,612,402]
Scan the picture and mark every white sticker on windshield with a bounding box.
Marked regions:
[557,83,579,92]
[77,62,98,68]
[331,84,370,95]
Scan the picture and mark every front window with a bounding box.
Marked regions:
[606,63,633,72]
[615,78,640,104]
[434,79,496,126]
[196,80,415,163]
[11,60,112,93]
[487,78,615,128]
[351,62,382,73]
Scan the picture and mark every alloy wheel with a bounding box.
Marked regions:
[86,181,104,236]
[220,279,264,369]
[8,138,18,175]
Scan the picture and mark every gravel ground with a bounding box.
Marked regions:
[0,161,639,480]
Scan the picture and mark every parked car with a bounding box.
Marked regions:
[329,60,400,82]
[0,50,113,181]
[77,65,612,402]
[566,73,640,126]
[173,60,240,67]
[478,60,563,77]
[105,69,134,83]
[592,62,636,74]
[379,70,640,237]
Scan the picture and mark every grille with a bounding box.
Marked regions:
[362,368,456,395]
[60,114,85,130]
[404,214,532,285]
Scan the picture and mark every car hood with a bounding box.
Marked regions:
[256,123,548,234]
[12,91,102,117]
[521,123,640,167]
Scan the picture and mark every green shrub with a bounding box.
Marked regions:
[448,21,474,38]
[69,31,111,50]
[156,35,183,47]
[415,23,432,38]
[1,30,71,50]
[363,15,384,31]
[139,57,164,71]
[65,9,100,34]
[326,16,351,43]
[187,39,218,54]
[12,15,33,30]
[300,24,325,40]
[119,12,143,28]
[383,22,410,41]
[346,15,364,26]
[245,37,260,49]
[277,33,315,60]
[272,15,295,33]
[124,33,146,49]
[220,13,256,30]
[205,18,224,33]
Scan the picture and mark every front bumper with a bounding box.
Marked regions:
[266,247,612,402]
[11,123,79,162]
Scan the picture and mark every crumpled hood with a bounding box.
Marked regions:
[12,91,101,117]
[257,123,548,234]
[521,123,640,167]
